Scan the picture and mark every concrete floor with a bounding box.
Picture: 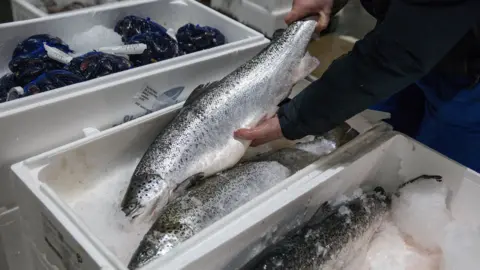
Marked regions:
[308,0,377,77]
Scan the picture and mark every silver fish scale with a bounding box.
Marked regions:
[128,161,292,269]
[122,19,317,217]
[244,191,390,270]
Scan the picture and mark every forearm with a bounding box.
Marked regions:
[279,0,480,140]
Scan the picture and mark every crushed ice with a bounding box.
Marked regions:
[68,25,123,55]
[356,178,480,270]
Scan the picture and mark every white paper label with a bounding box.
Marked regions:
[113,85,184,127]
[44,43,73,64]
[42,213,84,270]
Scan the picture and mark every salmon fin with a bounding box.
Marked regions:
[307,201,338,227]
[172,173,205,198]
[272,29,285,41]
[163,86,185,100]
[292,51,320,84]
[184,81,219,107]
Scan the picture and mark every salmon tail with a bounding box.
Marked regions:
[292,51,320,84]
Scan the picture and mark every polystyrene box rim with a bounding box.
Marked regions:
[1,0,267,114]
[10,104,385,270]
[11,0,47,20]
[10,0,152,20]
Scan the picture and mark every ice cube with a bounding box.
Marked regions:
[69,25,123,55]
[392,179,451,251]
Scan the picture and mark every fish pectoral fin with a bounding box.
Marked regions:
[272,29,285,41]
[183,81,220,107]
[292,51,320,84]
[173,173,206,197]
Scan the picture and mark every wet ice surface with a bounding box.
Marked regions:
[355,178,480,270]
[68,25,123,55]
[358,220,441,270]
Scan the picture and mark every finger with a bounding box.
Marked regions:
[315,10,331,32]
[285,7,307,25]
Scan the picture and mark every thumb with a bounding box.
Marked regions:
[285,7,307,25]
[234,127,266,140]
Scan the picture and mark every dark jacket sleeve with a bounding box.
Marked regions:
[278,0,480,140]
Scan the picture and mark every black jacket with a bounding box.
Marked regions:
[278,0,480,140]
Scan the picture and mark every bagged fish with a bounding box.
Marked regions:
[12,34,72,59]
[176,23,226,54]
[120,16,320,221]
[114,16,168,42]
[7,70,84,101]
[0,73,19,103]
[67,51,133,80]
[242,188,390,270]
[126,32,180,66]
[128,161,292,269]
[9,35,73,86]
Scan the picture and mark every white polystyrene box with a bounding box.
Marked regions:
[1,0,266,113]
[211,0,289,37]
[0,207,34,270]
[246,0,292,12]
[10,95,380,269]
[11,0,158,21]
[156,131,479,270]
[0,40,268,208]
[11,0,47,21]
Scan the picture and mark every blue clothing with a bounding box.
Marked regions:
[371,73,480,172]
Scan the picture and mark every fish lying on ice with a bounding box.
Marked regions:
[128,161,292,269]
[246,123,360,173]
[121,17,320,220]
[242,187,390,270]
[296,122,359,155]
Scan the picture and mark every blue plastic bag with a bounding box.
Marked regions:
[176,23,226,54]
[67,51,133,80]
[0,73,18,103]
[9,34,73,86]
[12,34,72,59]
[23,70,84,95]
[126,32,180,66]
[3,70,84,102]
[114,16,168,42]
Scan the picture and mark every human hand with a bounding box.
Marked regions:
[234,115,284,147]
[285,0,334,32]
